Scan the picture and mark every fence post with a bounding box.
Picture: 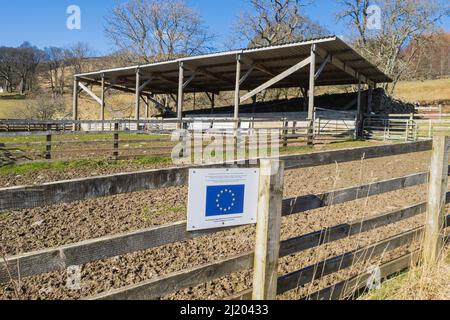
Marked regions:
[282,118,288,148]
[409,113,415,141]
[427,119,431,139]
[252,159,284,300]
[423,136,450,265]
[113,123,119,160]
[307,119,314,145]
[45,124,52,160]
[405,119,410,142]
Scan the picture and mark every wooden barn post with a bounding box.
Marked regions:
[356,76,363,138]
[177,62,184,129]
[72,77,79,131]
[135,68,141,130]
[307,44,316,145]
[234,54,242,121]
[101,73,105,131]
[252,159,284,300]
[423,136,450,265]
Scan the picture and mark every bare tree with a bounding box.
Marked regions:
[105,0,215,63]
[43,47,68,95]
[0,43,44,95]
[232,0,328,48]
[406,31,450,79]
[66,42,94,74]
[12,95,67,120]
[15,43,44,94]
[337,0,449,93]
[0,47,17,93]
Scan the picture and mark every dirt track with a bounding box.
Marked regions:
[0,149,437,300]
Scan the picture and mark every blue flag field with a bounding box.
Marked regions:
[205,185,245,217]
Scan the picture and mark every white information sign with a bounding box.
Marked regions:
[187,168,260,231]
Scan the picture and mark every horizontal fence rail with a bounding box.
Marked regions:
[0,115,355,164]
[276,227,424,295]
[0,172,434,284]
[0,140,433,212]
[307,234,450,300]
[1,140,447,301]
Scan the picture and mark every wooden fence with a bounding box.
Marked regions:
[0,117,355,164]
[0,139,447,300]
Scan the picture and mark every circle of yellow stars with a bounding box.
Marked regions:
[216,188,236,213]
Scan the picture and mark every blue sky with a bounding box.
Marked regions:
[0,0,448,55]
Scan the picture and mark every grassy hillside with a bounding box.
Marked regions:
[0,91,137,120]
[0,93,29,118]
[393,78,450,103]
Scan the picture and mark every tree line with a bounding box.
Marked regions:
[0,42,92,96]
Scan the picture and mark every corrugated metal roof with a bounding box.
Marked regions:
[75,36,392,95]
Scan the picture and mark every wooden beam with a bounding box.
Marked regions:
[105,79,118,93]
[241,56,302,88]
[308,44,316,120]
[280,202,427,258]
[135,69,141,121]
[254,63,276,77]
[423,136,450,265]
[100,74,105,127]
[240,56,275,77]
[240,56,312,104]
[315,54,330,80]
[281,140,432,170]
[92,252,254,300]
[305,251,420,300]
[276,227,423,295]
[283,171,429,215]
[156,74,179,85]
[315,46,375,87]
[79,77,151,96]
[72,78,79,130]
[139,78,152,92]
[234,55,242,120]
[239,65,255,86]
[252,160,284,300]
[184,64,231,83]
[356,76,363,138]
[143,96,149,118]
[177,62,184,121]
[79,82,102,106]
[182,70,197,89]
[147,95,169,114]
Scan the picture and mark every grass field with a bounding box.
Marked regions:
[0,93,29,118]
[393,78,450,103]
[0,139,379,176]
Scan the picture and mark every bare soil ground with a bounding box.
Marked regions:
[0,160,175,187]
[0,149,438,300]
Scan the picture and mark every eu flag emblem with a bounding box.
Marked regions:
[205,185,245,217]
